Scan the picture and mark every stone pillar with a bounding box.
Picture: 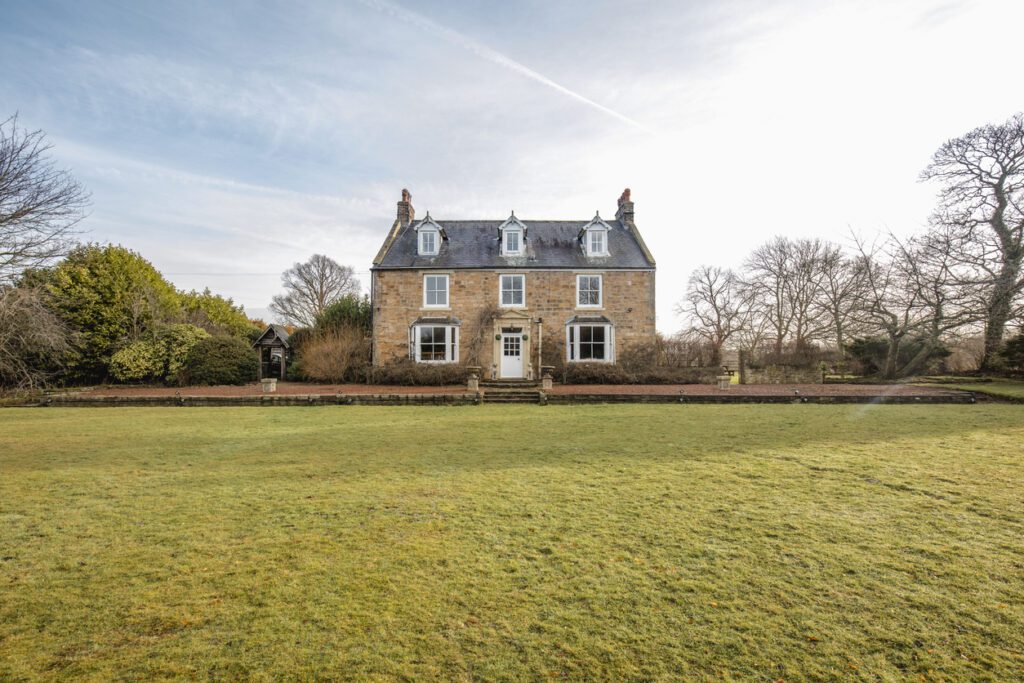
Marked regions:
[466,366,480,393]
[541,365,554,391]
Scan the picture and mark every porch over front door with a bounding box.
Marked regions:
[500,333,524,379]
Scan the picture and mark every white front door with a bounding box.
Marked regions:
[500,333,524,379]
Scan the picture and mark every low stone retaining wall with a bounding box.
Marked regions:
[546,393,975,405]
[10,391,978,407]
[31,393,480,408]
[743,365,824,385]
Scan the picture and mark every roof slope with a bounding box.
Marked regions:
[374,219,655,270]
[252,324,291,348]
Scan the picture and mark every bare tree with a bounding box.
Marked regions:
[891,228,981,376]
[921,112,1024,369]
[814,243,866,356]
[850,230,977,378]
[0,286,70,389]
[0,114,89,284]
[677,265,745,365]
[270,254,361,327]
[742,237,793,356]
[850,235,924,379]
[742,237,830,356]
[786,238,832,349]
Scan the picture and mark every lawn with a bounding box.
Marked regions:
[1,406,1022,681]
[930,379,1024,402]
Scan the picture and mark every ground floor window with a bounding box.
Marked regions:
[566,323,613,362]
[410,324,459,363]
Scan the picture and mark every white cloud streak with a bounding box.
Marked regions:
[357,0,651,133]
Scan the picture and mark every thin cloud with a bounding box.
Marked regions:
[357,0,650,133]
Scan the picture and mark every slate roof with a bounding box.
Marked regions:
[374,219,655,270]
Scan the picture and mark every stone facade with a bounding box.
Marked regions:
[371,268,656,377]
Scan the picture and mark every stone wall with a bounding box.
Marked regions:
[371,268,656,372]
[743,364,824,385]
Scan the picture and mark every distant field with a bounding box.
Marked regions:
[2,405,1022,680]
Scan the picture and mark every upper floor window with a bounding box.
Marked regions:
[419,230,438,255]
[577,275,602,307]
[589,230,605,255]
[500,274,525,307]
[423,274,449,308]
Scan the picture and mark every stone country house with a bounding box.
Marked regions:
[370,189,656,380]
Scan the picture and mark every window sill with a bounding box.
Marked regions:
[575,306,604,311]
[422,306,451,311]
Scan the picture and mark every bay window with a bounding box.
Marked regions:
[410,323,459,363]
[566,320,614,362]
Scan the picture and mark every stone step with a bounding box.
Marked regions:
[482,391,540,396]
[482,390,543,404]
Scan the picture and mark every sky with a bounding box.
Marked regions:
[2,0,1022,330]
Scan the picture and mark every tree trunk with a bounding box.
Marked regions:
[897,340,935,378]
[882,332,901,380]
[980,260,1020,370]
[709,342,722,367]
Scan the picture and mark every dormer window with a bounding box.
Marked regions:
[580,212,611,257]
[498,212,527,256]
[505,230,521,254]
[414,212,445,256]
[419,230,437,255]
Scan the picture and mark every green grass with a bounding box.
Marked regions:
[929,379,1024,402]
[2,406,1023,681]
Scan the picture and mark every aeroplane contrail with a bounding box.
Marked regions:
[358,0,650,133]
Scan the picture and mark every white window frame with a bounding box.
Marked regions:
[586,228,608,256]
[503,228,523,255]
[422,274,449,309]
[499,274,526,308]
[410,324,460,363]
[576,274,603,308]
[419,229,439,256]
[566,323,614,363]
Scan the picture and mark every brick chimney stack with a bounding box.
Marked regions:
[615,187,634,226]
[397,188,415,226]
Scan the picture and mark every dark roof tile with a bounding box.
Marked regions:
[374,219,654,270]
